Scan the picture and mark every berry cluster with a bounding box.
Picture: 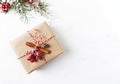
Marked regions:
[27,43,50,63]
[0,2,10,13]
[27,47,45,63]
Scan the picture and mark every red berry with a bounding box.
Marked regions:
[5,3,10,8]
[36,55,40,60]
[27,56,31,61]
[2,9,7,13]
[29,0,33,4]
[35,46,39,50]
[29,2,33,4]
[30,58,35,63]
[23,0,28,2]
[35,51,40,56]
[1,4,5,9]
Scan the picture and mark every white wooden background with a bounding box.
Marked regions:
[0,0,120,84]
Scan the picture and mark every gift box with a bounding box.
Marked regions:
[11,22,64,74]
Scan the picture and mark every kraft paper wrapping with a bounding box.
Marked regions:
[11,22,64,74]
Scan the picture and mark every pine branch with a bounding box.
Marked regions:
[0,0,49,22]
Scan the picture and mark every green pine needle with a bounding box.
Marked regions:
[9,0,49,22]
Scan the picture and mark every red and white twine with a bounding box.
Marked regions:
[18,29,55,59]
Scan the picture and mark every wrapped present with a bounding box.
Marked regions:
[11,22,64,74]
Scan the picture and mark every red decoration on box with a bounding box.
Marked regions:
[18,29,54,63]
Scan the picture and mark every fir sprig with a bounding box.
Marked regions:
[0,0,49,22]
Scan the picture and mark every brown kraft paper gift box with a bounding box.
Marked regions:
[11,22,64,74]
